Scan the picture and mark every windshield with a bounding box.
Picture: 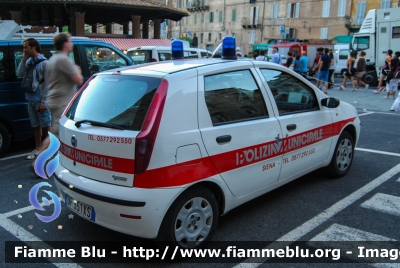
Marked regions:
[65,75,162,131]
[352,36,370,51]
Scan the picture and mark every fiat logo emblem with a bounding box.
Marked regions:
[71,135,77,147]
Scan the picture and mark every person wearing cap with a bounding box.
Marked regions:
[236,47,243,57]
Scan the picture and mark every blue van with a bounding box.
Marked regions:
[0,39,134,156]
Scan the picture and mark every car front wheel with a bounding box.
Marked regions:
[156,185,219,249]
[325,131,354,178]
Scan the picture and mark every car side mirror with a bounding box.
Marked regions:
[321,97,340,108]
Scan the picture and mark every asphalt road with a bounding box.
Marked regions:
[1,77,400,268]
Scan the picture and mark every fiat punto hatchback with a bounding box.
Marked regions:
[54,39,360,249]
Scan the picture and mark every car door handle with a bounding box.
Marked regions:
[216,135,231,143]
[286,124,297,131]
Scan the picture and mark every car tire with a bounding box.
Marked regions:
[0,123,11,157]
[156,185,219,249]
[325,131,354,178]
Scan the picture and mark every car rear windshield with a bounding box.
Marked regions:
[65,75,162,131]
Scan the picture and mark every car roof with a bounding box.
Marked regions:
[98,58,287,76]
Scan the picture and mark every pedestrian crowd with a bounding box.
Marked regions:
[18,34,83,173]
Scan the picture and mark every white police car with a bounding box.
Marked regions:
[54,37,360,249]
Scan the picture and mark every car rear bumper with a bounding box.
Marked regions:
[53,164,184,239]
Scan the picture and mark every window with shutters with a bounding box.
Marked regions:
[285,28,296,39]
[249,30,255,44]
[320,28,328,39]
[356,2,366,25]
[232,9,237,22]
[219,11,223,22]
[381,0,391,9]
[201,0,205,6]
[338,0,346,17]
[208,33,212,42]
[201,33,204,43]
[272,4,278,19]
[287,3,300,18]
[250,6,260,25]
[194,14,197,24]
[322,0,330,18]
[210,12,214,23]
[201,13,204,23]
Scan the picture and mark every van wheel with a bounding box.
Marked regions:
[156,185,219,249]
[0,123,11,157]
[325,131,354,178]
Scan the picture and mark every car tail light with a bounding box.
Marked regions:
[134,79,168,174]
[61,76,94,118]
[151,58,157,62]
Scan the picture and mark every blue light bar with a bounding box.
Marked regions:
[221,36,237,60]
[172,40,184,60]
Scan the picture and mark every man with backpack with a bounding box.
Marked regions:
[17,38,51,160]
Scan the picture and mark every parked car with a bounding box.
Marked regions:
[54,39,360,250]
[127,46,212,64]
[0,39,134,156]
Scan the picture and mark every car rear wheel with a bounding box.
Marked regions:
[0,123,10,157]
[156,185,219,249]
[325,131,354,178]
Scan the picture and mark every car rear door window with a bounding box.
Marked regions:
[260,69,319,116]
[204,70,269,126]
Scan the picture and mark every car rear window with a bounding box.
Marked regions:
[65,75,162,131]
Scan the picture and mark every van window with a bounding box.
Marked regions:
[0,47,16,82]
[84,46,128,74]
[184,51,199,59]
[338,49,349,60]
[158,51,172,61]
[65,75,161,131]
[127,50,152,64]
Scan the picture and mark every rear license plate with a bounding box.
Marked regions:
[65,194,96,221]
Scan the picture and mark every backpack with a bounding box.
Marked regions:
[21,58,46,93]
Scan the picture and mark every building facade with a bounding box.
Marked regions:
[169,0,399,55]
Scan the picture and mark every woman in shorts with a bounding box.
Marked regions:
[339,52,356,91]
[356,51,369,90]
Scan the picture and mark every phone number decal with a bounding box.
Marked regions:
[88,134,132,144]
[283,148,315,164]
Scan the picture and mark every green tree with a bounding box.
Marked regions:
[62,26,68,32]
[180,36,193,46]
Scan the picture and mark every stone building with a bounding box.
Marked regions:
[168,0,400,55]
[0,0,188,39]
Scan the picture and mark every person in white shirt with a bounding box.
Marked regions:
[236,47,243,57]
[271,47,282,65]
[255,50,269,61]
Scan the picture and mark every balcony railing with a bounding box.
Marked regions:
[187,5,209,12]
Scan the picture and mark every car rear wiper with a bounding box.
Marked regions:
[75,120,124,130]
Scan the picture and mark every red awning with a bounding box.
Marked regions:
[90,38,172,51]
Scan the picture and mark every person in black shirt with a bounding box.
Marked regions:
[314,48,331,94]
[285,52,293,68]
